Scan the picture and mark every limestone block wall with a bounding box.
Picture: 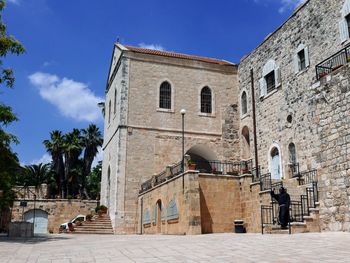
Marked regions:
[238,0,348,175]
[11,199,97,233]
[137,171,201,235]
[199,175,241,233]
[13,184,48,199]
[309,66,350,231]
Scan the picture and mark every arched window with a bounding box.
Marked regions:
[159,81,171,109]
[113,89,117,114]
[288,143,297,164]
[270,147,281,179]
[107,166,111,206]
[108,100,111,123]
[143,208,150,225]
[241,91,247,115]
[201,86,212,113]
[167,200,179,220]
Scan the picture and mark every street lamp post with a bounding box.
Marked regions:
[180,109,186,173]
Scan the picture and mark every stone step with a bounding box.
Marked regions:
[73,231,113,235]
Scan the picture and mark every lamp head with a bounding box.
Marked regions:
[180,109,186,115]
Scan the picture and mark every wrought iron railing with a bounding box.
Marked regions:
[170,161,183,177]
[154,170,167,185]
[299,169,317,185]
[290,162,300,178]
[140,178,152,193]
[260,173,272,191]
[316,44,350,79]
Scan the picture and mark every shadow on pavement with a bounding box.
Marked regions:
[0,234,74,244]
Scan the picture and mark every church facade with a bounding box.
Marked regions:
[101,0,350,234]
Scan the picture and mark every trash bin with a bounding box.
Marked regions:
[234,220,245,233]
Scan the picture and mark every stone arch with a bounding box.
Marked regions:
[156,199,162,233]
[186,144,218,173]
[241,126,251,160]
[268,143,283,180]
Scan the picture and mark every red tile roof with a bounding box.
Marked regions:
[123,45,235,66]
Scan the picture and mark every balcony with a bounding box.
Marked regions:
[316,44,350,80]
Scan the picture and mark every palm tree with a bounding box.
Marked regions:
[24,163,51,192]
[63,129,83,197]
[43,130,65,198]
[81,124,103,198]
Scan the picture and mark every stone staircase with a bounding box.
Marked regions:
[261,176,320,234]
[73,214,114,235]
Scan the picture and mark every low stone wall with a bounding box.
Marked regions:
[199,174,241,233]
[11,199,98,233]
[137,171,201,235]
[8,222,34,237]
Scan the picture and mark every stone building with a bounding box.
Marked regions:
[101,0,350,234]
[100,44,238,234]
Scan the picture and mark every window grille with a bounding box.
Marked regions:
[159,82,171,109]
[201,86,212,113]
[265,71,276,94]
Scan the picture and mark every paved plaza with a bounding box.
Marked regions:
[1,232,350,263]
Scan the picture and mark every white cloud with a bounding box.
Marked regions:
[7,0,20,5]
[30,153,52,165]
[278,0,305,13]
[29,72,104,122]
[252,0,305,14]
[92,147,103,168]
[138,42,165,51]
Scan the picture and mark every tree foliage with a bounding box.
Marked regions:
[43,125,103,199]
[0,0,25,211]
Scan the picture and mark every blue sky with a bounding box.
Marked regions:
[2,0,303,165]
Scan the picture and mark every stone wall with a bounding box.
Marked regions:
[238,0,350,231]
[309,66,350,231]
[13,184,48,199]
[137,171,201,235]
[239,0,348,176]
[11,199,98,233]
[199,175,241,233]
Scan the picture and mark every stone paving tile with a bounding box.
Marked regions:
[1,233,350,262]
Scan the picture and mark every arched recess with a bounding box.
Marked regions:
[241,126,251,160]
[268,143,283,180]
[186,144,218,173]
[156,199,162,233]
[288,143,297,164]
[24,209,48,234]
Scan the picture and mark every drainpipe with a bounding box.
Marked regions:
[250,69,259,172]
[140,197,143,235]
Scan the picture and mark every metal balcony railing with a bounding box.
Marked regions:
[316,44,350,80]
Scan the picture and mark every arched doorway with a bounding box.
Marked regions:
[186,145,218,173]
[270,147,281,179]
[156,200,162,233]
[241,126,250,159]
[24,209,48,234]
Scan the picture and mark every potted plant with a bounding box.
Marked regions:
[187,160,196,170]
[86,214,93,222]
[99,205,108,214]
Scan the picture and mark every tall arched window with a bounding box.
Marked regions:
[201,86,212,113]
[108,100,111,123]
[270,147,281,179]
[241,91,247,115]
[113,89,117,114]
[288,143,297,164]
[159,81,171,109]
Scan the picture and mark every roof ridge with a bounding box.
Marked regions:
[121,44,235,66]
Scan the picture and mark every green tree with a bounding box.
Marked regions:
[81,124,103,198]
[43,131,65,197]
[0,0,25,212]
[86,161,102,200]
[63,128,83,197]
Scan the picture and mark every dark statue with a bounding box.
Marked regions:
[270,187,291,229]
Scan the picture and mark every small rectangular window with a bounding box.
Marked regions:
[265,71,275,94]
[298,50,306,71]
